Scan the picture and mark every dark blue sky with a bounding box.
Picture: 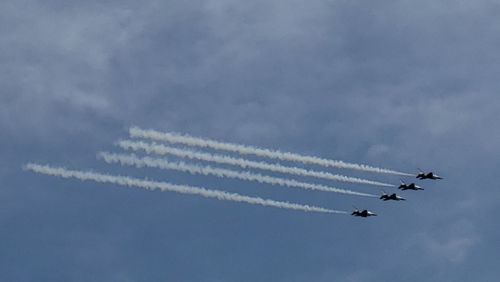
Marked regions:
[2,0,500,281]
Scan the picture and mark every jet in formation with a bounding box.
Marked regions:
[352,169,442,218]
[398,180,424,191]
[416,169,443,180]
[380,191,406,201]
[351,208,377,217]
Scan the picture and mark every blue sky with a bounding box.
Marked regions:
[2,0,500,281]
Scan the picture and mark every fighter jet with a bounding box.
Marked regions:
[380,191,406,201]
[351,208,377,217]
[398,180,424,191]
[416,169,443,180]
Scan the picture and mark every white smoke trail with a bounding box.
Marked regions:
[117,140,395,187]
[24,163,345,214]
[98,152,378,198]
[130,126,413,176]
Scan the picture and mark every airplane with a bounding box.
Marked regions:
[416,169,443,180]
[351,208,377,217]
[380,191,406,201]
[398,180,424,191]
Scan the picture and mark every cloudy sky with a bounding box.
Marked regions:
[2,0,500,281]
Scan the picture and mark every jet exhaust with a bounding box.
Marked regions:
[98,152,378,198]
[24,163,346,214]
[129,126,412,176]
[117,140,395,188]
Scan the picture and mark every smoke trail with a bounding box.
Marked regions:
[130,127,412,176]
[98,152,378,198]
[117,140,395,187]
[24,163,345,214]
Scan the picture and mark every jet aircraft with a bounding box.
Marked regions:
[351,208,377,217]
[398,180,424,191]
[416,169,443,180]
[380,191,406,201]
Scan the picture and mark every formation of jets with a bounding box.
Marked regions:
[352,169,443,218]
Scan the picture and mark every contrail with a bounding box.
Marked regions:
[98,152,378,198]
[24,163,346,214]
[117,140,395,187]
[129,126,413,176]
